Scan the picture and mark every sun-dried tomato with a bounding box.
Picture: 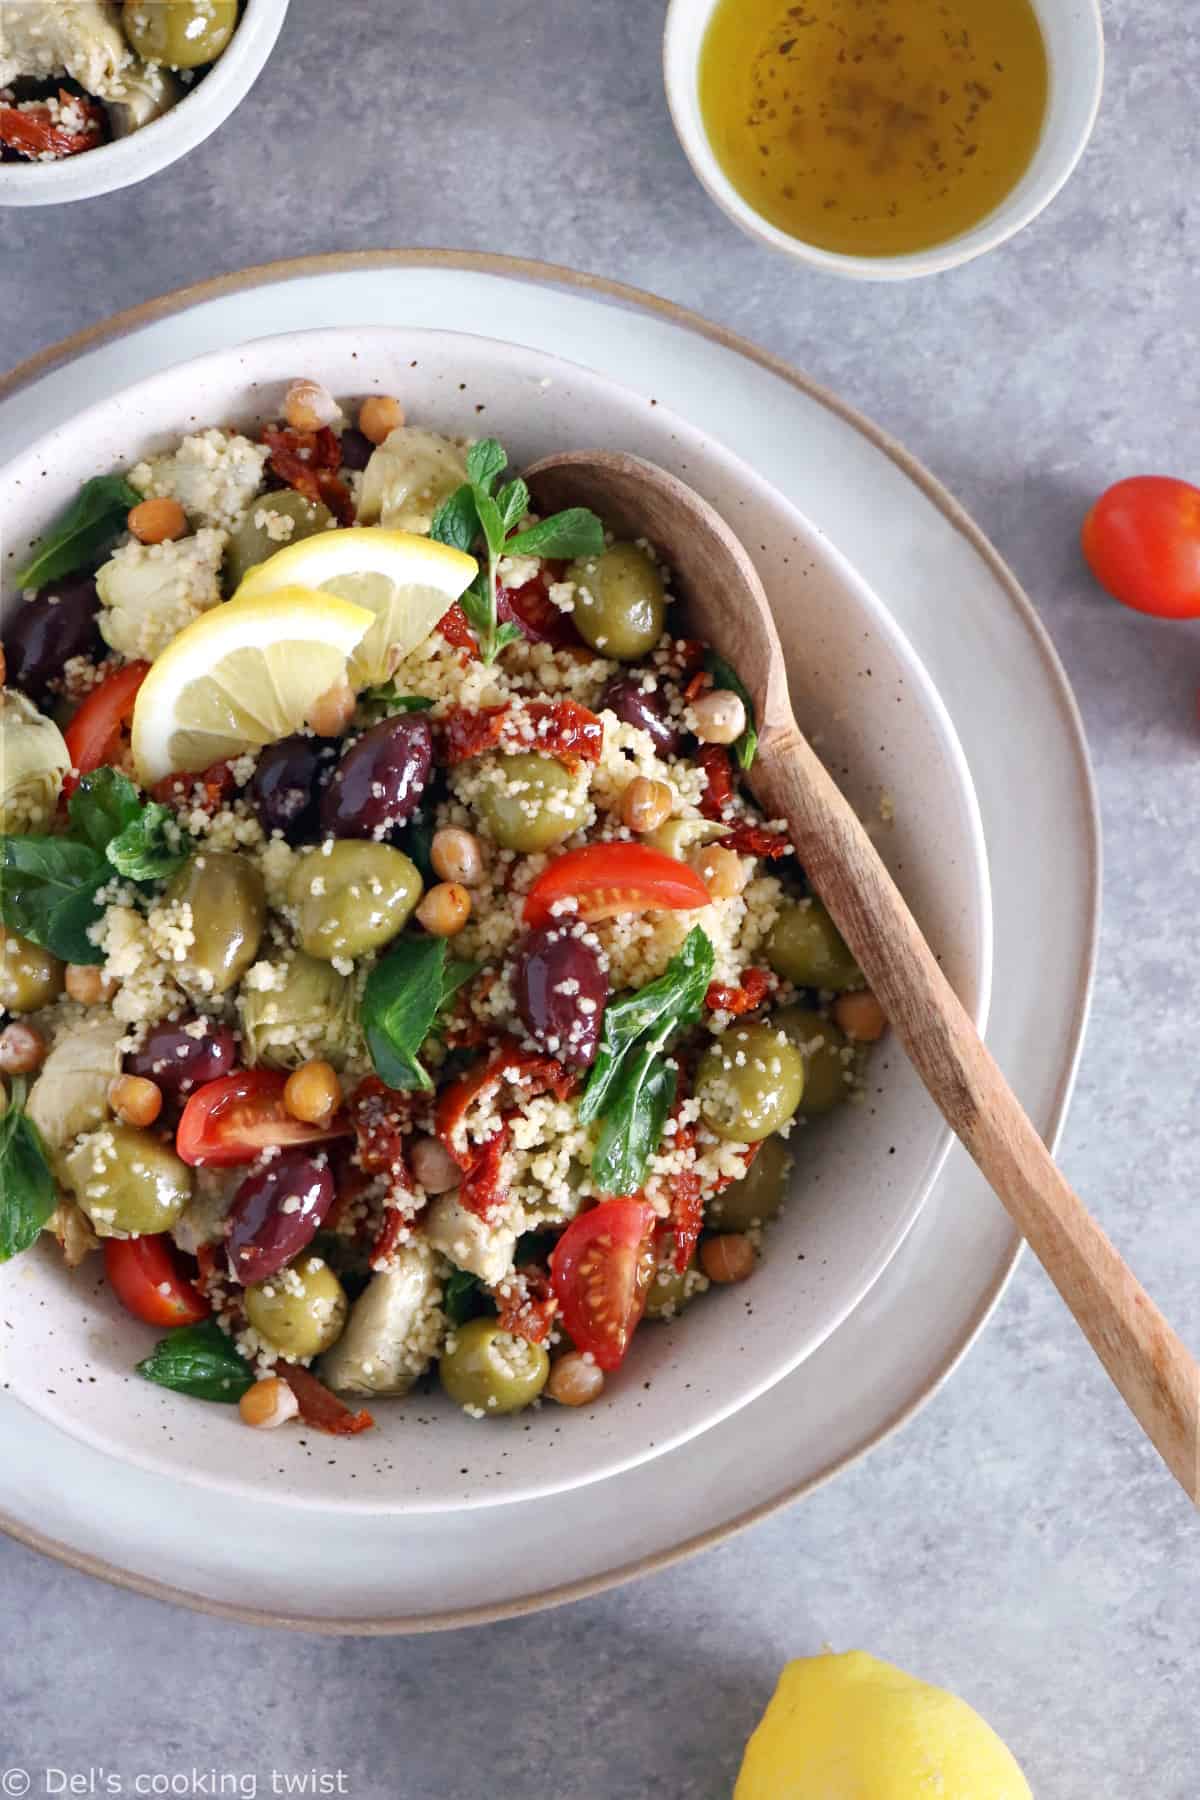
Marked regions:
[497,562,579,648]
[439,700,603,768]
[277,1364,374,1436]
[260,424,354,525]
[0,92,104,159]
[697,744,737,819]
[435,1042,576,1220]
[369,1203,409,1269]
[439,971,495,1049]
[674,639,707,678]
[719,822,792,860]
[457,1125,509,1221]
[348,1077,414,1185]
[436,602,477,653]
[705,967,776,1016]
[683,670,711,703]
[491,1265,559,1344]
[152,758,237,817]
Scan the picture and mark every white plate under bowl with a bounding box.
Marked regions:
[0,254,1096,1627]
[0,325,990,1514]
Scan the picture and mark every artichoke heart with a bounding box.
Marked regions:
[356,428,468,534]
[237,951,357,1071]
[0,691,71,834]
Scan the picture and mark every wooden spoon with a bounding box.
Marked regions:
[526,448,1200,1502]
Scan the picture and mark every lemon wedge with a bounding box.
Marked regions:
[736,1653,1032,1800]
[130,585,374,784]
[235,528,477,688]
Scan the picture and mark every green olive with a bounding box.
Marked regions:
[288,841,422,961]
[224,492,334,591]
[773,1005,853,1115]
[766,900,862,992]
[708,1135,792,1232]
[244,1255,348,1361]
[66,1125,192,1237]
[644,817,727,862]
[0,924,63,1013]
[122,0,238,68]
[566,543,667,660]
[165,850,265,996]
[644,1237,697,1319]
[439,1316,550,1415]
[695,1021,805,1141]
[474,754,589,853]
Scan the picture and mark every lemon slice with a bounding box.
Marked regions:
[130,585,374,784]
[235,528,477,687]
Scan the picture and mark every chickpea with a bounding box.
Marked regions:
[693,844,747,901]
[65,963,116,1005]
[283,378,343,432]
[833,991,887,1043]
[621,777,673,834]
[238,1376,300,1431]
[358,395,405,444]
[284,1059,342,1126]
[430,826,484,887]
[700,1234,756,1284]
[547,1352,605,1407]
[409,1136,461,1194]
[417,881,471,937]
[108,1074,163,1128]
[692,689,747,746]
[127,496,187,545]
[0,1022,46,1076]
[306,675,356,738]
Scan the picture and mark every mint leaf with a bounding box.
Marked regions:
[506,509,605,562]
[474,490,506,560]
[579,928,715,1126]
[13,475,141,589]
[436,956,479,1022]
[362,937,451,1092]
[705,652,758,771]
[465,438,507,497]
[106,801,188,882]
[0,1081,57,1263]
[430,487,480,556]
[136,1320,255,1404]
[0,835,110,963]
[68,766,142,852]
[498,479,530,534]
[442,1266,483,1326]
[591,1049,677,1199]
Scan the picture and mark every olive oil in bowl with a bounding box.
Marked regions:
[698,0,1048,259]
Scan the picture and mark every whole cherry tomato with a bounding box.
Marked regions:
[1082,477,1200,619]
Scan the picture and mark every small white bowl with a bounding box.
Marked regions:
[0,0,288,207]
[663,0,1104,281]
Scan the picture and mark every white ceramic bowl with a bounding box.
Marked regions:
[0,326,991,1512]
[663,0,1105,281]
[0,0,287,207]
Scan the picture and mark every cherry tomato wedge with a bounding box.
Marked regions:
[550,1198,658,1371]
[103,1235,210,1328]
[176,1070,351,1168]
[523,843,711,929]
[62,660,150,797]
[1082,477,1200,619]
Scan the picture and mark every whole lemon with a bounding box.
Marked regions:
[735,1652,1033,1798]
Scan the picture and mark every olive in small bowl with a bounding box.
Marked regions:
[695,1021,805,1141]
[320,714,433,841]
[247,735,336,844]
[2,575,102,703]
[567,543,667,661]
[165,851,266,997]
[122,0,238,70]
[225,1148,335,1286]
[439,1317,550,1415]
[773,1006,854,1115]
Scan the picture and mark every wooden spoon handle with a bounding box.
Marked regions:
[755,725,1200,1503]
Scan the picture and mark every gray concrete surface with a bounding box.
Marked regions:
[3,1,1199,1794]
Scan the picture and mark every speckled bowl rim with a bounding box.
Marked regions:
[0,250,1101,1632]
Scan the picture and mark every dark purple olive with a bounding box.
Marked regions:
[248,735,335,843]
[513,926,609,1067]
[338,427,373,472]
[600,674,680,757]
[225,1148,335,1286]
[3,574,102,702]
[320,713,433,840]
[125,1019,238,1098]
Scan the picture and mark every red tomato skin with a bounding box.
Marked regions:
[550,1198,658,1371]
[62,661,150,796]
[1082,477,1200,619]
[523,843,711,929]
[176,1070,350,1168]
[104,1236,210,1328]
